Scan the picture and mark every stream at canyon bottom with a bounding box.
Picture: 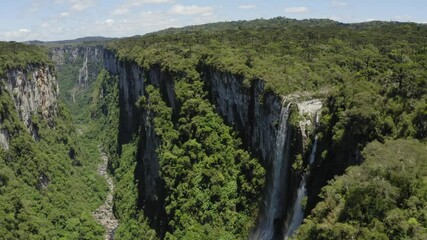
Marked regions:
[93,148,119,240]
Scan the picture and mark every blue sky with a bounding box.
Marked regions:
[0,0,426,41]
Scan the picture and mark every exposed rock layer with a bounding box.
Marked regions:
[50,46,104,90]
[1,65,58,141]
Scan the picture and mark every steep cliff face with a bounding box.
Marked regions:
[201,70,286,165]
[103,50,173,232]
[1,65,58,140]
[102,49,319,239]
[51,45,104,90]
[200,69,323,239]
[50,46,104,108]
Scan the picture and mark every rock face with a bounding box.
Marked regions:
[201,70,284,167]
[103,50,320,239]
[297,99,323,143]
[103,50,144,143]
[50,46,104,101]
[284,101,322,239]
[1,65,59,140]
[201,69,320,239]
[104,50,173,233]
[0,117,10,149]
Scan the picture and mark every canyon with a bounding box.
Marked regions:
[47,45,329,239]
[2,19,425,240]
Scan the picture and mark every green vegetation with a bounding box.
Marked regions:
[53,46,104,126]
[109,18,427,96]
[146,79,265,239]
[1,17,427,239]
[91,67,265,239]
[91,70,155,239]
[0,42,51,76]
[105,17,426,239]
[0,42,107,239]
[295,139,427,239]
[0,87,106,239]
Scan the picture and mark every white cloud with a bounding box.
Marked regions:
[140,0,174,3]
[170,4,214,16]
[19,29,31,33]
[27,0,43,13]
[2,0,220,41]
[90,10,177,37]
[329,15,341,21]
[0,29,33,41]
[284,7,309,14]
[331,1,347,7]
[127,0,174,7]
[70,0,96,11]
[113,7,129,15]
[366,18,378,22]
[112,0,175,15]
[105,19,115,26]
[239,4,256,10]
[60,12,70,17]
[394,15,412,22]
[29,6,39,13]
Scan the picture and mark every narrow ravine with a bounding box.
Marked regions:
[93,148,119,240]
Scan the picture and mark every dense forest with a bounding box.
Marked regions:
[296,139,427,239]
[91,62,265,239]
[0,42,106,239]
[0,17,426,240]
[103,18,426,239]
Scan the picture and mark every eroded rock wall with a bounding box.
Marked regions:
[2,65,58,140]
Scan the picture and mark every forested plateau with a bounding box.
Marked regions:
[0,17,426,240]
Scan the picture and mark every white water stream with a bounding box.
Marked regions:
[284,113,320,239]
[251,102,292,240]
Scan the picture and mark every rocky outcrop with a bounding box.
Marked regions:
[297,99,323,144]
[93,148,119,240]
[0,116,9,149]
[2,65,59,140]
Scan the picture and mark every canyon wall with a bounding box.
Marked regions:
[50,45,104,90]
[102,49,320,239]
[1,65,58,142]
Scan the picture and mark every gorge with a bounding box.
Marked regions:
[1,18,426,240]
[46,43,357,239]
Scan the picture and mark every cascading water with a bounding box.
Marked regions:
[284,112,320,239]
[251,101,292,240]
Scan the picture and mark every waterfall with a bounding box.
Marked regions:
[284,112,320,239]
[251,101,292,240]
[78,51,89,89]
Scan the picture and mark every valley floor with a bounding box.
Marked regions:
[93,147,119,240]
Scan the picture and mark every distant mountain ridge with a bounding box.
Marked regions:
[24,36,116,46]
